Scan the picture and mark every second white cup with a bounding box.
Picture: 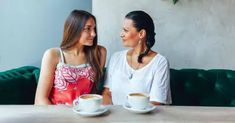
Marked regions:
[127,93,149,110]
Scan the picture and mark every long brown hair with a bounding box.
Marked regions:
[60,10,102,90]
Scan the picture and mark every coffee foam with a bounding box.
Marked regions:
[129,93,146,97]
[81,95,100,99]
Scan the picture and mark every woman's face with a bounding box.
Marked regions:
[78,17,96,46]
[120,18,140,47]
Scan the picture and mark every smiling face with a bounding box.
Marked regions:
[78,17,96,46]
[120,18,141,48]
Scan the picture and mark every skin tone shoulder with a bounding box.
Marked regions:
[35,16,106,105]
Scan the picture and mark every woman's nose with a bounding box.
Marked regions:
[120,31,124,38]
[91,30,96,37]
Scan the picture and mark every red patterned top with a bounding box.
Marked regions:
[49,49,95,106]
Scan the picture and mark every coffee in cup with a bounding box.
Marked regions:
[73,94,103,112]
[127,93,149,110]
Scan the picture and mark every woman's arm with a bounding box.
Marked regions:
[102,87,112,105]
[34,48,59,105]
[149,56,171,105]
[100,48,116,105]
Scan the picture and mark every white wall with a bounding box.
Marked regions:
[0,0,91,71]
[93,0,235,70]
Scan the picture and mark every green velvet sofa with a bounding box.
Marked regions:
[170,69,235,106]
[0,66,40,104]
[1,66,235,106]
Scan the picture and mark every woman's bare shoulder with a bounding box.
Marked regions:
[42,48,60,64]
[97,45,107,68]
[97,45,107,54]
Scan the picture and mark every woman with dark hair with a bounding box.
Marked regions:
[103,10,171,105]
[35,10,106,105]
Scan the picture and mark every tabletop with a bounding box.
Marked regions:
[0,105,235,123]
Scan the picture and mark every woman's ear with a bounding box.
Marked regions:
[139,29,146,39]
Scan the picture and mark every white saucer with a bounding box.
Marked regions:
[73,105,109,117]
[123,103,156,113]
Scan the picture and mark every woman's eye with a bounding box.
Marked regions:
[84,28,91,32]
[83,27,95,33]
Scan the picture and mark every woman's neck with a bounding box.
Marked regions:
[66,45,85,56]
[132,43,147,55]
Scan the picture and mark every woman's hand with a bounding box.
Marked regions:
[151,101,161,106]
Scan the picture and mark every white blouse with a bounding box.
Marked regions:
[104,50,172,105]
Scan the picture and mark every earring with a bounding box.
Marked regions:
[138,40,142,44]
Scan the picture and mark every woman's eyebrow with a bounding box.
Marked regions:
[84,25,95,28]
[84,25,91,27]
[123,27,128,31]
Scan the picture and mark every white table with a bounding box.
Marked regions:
[0,105,235,123]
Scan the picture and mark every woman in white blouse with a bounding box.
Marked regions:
[103,10,172,105]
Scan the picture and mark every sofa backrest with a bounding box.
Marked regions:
[1,66,235,106]
[0,66,40,104]
[170,69,235,106]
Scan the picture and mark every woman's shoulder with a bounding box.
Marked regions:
[42,48,60,63]
[107,50,127,66]
[97,45,107,68]
[111,50,127,58]
[156,53,167,60]
[44,48,60,57]
[154,53,169,66]
[97,45,107,55]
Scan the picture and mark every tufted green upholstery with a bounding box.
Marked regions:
[170,69,235,106]
[1,66,235,106]
[0,66,40,104]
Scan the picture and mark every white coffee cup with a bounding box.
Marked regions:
[73,94,103,112]
[127,93,149,110]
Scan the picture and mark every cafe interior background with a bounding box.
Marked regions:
[1,0,235,71]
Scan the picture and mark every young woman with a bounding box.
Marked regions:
[103,10,171,105]
[35,10,106,105]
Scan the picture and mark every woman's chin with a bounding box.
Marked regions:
[84,43,93,46]
[122,42,129,47]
